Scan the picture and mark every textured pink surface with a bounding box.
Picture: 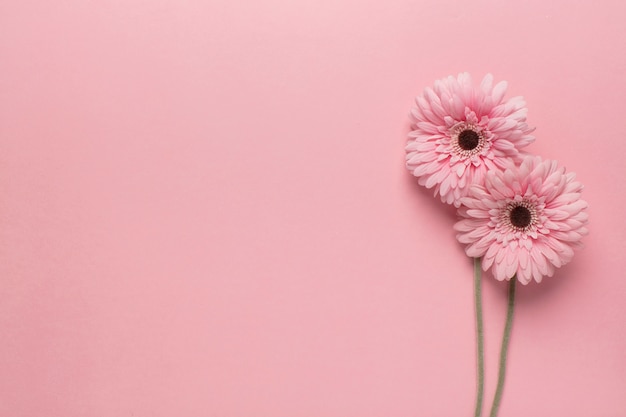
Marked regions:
[1,0,625,415]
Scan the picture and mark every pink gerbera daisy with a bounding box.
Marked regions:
[455,156,588,284]
[406,73,535,207]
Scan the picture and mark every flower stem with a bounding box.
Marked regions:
[489,277,517,417]
[473,257,485,417]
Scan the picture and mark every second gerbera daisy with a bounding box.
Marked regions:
[455,155,589,284]
[406,73,535,207]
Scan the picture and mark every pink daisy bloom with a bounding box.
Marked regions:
[455,156,588,284]
[406,73,535,207]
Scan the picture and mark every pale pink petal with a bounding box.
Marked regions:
[454,155,588,284]
[405,73,535,206]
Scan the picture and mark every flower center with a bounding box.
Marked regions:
[502,200,538,233]
[509,205,532,228]
[458,130,480,150]
[450,123,486,158]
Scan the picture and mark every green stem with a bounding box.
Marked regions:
[489,277,517,417]
[474,258,485,417]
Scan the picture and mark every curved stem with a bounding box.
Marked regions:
[473,258,485,417]
[489,277,517,417]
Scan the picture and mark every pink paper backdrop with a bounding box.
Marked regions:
[1,0,625,415]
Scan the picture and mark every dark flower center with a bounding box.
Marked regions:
[510,206,532,228]
[458,130,480,150]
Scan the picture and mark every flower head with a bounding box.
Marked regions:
[406,73,535,207]
[455,156,588,284]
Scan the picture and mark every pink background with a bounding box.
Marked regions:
[1,0,625,415]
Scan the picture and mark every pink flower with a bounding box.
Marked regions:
[455,156,589,284]
[406,73,535,207]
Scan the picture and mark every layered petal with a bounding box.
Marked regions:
[455,156,588,284]
[406,73,535,207]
